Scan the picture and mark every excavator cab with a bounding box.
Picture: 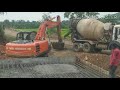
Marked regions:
[16,31,37,41]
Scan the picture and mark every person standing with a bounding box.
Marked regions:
[109,44,120,78]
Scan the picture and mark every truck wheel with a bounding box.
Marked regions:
[83,43,92,53]
[73,43,80,52]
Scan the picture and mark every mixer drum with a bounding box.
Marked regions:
[76,19,105,41]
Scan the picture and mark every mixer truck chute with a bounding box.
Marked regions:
[65,19,120,53]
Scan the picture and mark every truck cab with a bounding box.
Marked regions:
[112,25,120,41]
[106,25,120,50]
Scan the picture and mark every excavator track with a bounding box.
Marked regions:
[0,57,109,78]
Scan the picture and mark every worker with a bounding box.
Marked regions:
[109,44,120,78]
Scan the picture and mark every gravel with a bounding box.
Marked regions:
[33,64,79,75]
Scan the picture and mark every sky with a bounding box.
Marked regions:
[0,12,118,22]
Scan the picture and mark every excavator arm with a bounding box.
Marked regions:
[35,15,64,50]
[35,16,62,42]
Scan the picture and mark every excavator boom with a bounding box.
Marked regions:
[34,15,64,50]
[35,16,62,42]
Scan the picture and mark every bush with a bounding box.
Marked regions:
[0,24,5,43]
[46,28,57,36]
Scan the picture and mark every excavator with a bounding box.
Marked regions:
[6,15,64,57]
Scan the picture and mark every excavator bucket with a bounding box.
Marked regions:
[51,42,64,50]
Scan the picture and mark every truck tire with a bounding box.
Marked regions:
[83,43,93,53]
[73,43,81,52]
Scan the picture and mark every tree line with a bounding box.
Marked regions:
[0,20,69,29]
[1,12,120,30]
[64,12,120,24]
[0,20,40,29]
[1,12,120,43]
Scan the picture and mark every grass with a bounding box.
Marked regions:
[61,28,70,38]
[15,28,38,32]
[4,28,71,42]
[16,28,71,38]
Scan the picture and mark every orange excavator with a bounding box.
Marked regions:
[6,15,64,57]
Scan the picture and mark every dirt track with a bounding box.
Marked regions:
[49,41,120,76]
[0,39,117,75]
[4,28,17,37]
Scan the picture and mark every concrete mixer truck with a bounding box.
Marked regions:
[64,19,120,53]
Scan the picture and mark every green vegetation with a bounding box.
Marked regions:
[64,12,100,19]
[99,12,120,24]
[0,19,69,30]
[0,13,5,43]
[61,28,70,38]
[15,28,38,32]
[64,12,120,24]
[0,24,5,43]
[2,20,40,29]
[16,28,70,38]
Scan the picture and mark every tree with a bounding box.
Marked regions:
[0,13,5,43]
[3,19,11,28]
[11,20,15,28]
[99,12,120,24]
[64,12,100,19]
[41,13,51,22]
[61,20,69,28]
[41,13,58,36]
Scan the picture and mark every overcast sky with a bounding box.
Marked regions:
[0,12,118,22]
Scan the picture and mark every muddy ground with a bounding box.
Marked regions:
[49,41,120,76]
[1,39,120,76]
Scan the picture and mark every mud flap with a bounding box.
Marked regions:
[51,42,64,50]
